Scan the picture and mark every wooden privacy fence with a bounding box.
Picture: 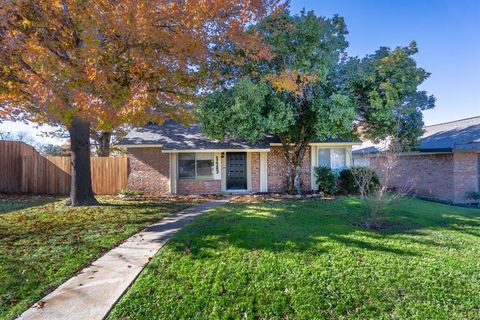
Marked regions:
[0,141,128,195]
[0,140,37,193]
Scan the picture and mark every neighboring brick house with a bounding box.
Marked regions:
[353,116,480,204]
[118,121,360,195]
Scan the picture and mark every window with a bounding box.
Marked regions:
[318,149,331,167]
[317,148,347,170]
[196,153,214,179]
[178,153,214,180]
[331,148,346,169]
[178,153,195,179]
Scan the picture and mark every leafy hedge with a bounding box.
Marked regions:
[314,166,337,195]
[314,166,380,195]
[338,168,380,195]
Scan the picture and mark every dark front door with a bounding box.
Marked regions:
[227,152,247,190]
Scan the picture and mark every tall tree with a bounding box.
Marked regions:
[197,10,434,194]
[90,128,126,157]
[198,10,356,193]
[345,43,435,149]
[0,0,282,205]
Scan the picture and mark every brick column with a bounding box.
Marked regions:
[453,152,479,203]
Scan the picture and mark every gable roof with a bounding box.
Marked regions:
[118,120,357,151]
[353,116,480,155]
[419,116,480,152]
[118,121,271,150]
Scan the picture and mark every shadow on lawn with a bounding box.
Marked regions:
[0,194,60,215]
[99,200,195,210]
[168,199,480,258]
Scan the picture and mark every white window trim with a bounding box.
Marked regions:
[311,146,353,190]
[317,147,347,170]
[259,152,268,192]
[169,153,177,194]
[178,153,215,180]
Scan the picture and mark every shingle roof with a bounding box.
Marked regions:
[118,120,357,150]
[118,121,271,150]
[353,116,480,155]
[419,116,480,152]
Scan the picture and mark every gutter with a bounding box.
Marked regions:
[161,148,271,153]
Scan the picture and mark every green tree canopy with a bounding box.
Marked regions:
[197,10,435,193]
[345,43,435,148]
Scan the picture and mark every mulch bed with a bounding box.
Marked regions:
[229,192,334,203]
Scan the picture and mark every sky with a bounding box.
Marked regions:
[289,0,480,125]
[1,0,479,145]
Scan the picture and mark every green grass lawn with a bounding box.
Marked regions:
[0,195,197,319]
[109,197,480,320]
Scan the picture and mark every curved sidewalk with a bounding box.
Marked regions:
[18,199,228,320]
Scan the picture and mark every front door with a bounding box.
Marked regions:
[227,152,247,190]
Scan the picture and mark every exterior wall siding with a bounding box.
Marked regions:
[267,146,311,192]
[453,152,479,203]
[177,179,222,194]
[127,147,170,196]
[369,153,454,202]
[128,146,387,196]
[251,152,261,193]
[368,152,479,204]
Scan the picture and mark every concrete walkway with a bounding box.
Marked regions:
[18,199,228,320]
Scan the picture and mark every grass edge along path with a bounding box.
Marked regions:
[108,197,480,320]
[0,196,200,319]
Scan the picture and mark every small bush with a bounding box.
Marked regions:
[118,189,143,197]
[465,191,480,201]
[338,167,380,195]
[314,166,337,195]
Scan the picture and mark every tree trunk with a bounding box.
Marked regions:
[67,117,99,206]
[280,138,294,193]
[283,143,306,195]
[96,132,111,157]
[280,140,308,195]
[293,161,302,195]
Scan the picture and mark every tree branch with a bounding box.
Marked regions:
[61,0,81,47]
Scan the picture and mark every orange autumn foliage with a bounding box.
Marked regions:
[0,0,283,130]
[265,70,318,97]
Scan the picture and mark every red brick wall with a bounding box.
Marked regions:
[370,153,454,202]
[177,179,221,194]
[127,147,170,196]
[267,146,311,192]
[453,152,479,203]
[369,152,480,203]
[251,152,260,192]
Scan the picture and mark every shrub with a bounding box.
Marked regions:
[118,189,143,197]
[314,166,337,195]
[465,191,480,201]
[338,167,380,195]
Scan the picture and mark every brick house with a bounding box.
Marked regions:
[118,121,360,195]
[353,116,480,204]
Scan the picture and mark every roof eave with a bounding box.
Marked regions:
[417,148,453,153]
[117,144,163,148]
[270,142,361,147]
[161,148,271,153]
